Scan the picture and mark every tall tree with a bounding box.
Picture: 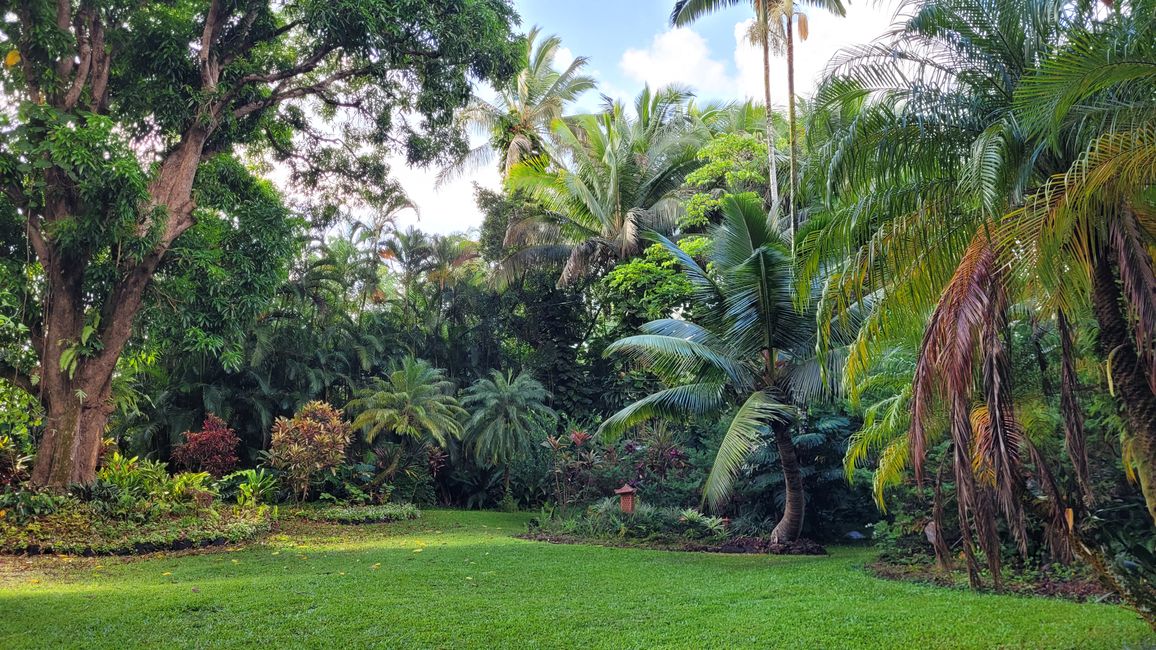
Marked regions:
[0,0,521,488]
[600,193,841,542]
[438,26,596,184]
[672,0,783,217]
[772,0,845,239]
[504,86,704,285]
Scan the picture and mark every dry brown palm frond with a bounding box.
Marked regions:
[1057,310,1094,507]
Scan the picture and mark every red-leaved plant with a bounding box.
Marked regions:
[173,414,241,477]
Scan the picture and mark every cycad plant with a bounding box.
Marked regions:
[462,370,556,491]
[439,27,595,183]
[346,357,466,446]
[600,193,840,542]
[504,86,704,285]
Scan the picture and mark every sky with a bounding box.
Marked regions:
[390,0,899,236]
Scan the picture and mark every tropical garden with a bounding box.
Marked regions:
[0,0,1154,646]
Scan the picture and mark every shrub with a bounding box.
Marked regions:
[219,469,280,507]
[531,499,729,544]
[303,502,421,524]
[0,489,71,525]
[97,453,171,499]
[168,472,216,506]
[172,414,240,477]
[0,499,275,555]
[267,401,351,502]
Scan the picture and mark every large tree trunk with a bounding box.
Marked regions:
[758,3,781,218]
[30,383,112,487]
[27,130,209,491]
[769,423,805,543]
[1090,251,1156,525]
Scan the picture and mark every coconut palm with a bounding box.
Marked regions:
[346,357,466,446]
[599,193,842,543]
[438,27,596,184]
[772,0,845,239]
[462,370,556,491]
[504,86,705,285]
[672,1,785,215]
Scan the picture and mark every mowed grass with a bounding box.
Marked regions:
[0,510,1150,649]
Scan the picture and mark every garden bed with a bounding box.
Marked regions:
[520,532,827,555]
[868,559,1116,602]
[1,504,275,556]
[295,503,421,525]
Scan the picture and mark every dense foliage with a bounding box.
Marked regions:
[0,0,1153,632]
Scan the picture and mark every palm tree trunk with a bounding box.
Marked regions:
[1091,251,1156,525]
[769,422,805,543]
[785,11,798,242]
[758,3,781,218]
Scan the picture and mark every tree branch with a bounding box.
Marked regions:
[62,9,95,110]
[232,65,373,119]
[201,0,222,85]
[0,358,38,396]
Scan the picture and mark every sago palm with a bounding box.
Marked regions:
[504,86,705,285]
[346,357,466,446]
[600,193,840,542]
[462,370,556,490]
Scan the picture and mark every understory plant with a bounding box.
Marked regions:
[303,502,421,524]
[531,497,728,544]
[267,402,352,502]
[172,414,241,477]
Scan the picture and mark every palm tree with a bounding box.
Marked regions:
[672,1,784,216]
[438,27,596,184]
[462,370,556,491]
[772,0,845,240]
[346,357,466,446]
[504,86,704,285]
[1007,0,1156,522]
[600,193,841,542]
[804,0,1143,587]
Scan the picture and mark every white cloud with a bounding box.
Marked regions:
[619,28,737,98]
[553,46,575,69]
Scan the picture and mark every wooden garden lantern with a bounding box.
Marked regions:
[614,483,637,514]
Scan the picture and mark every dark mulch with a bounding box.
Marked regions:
[868,560,1117,602]
[10,536,235,557]
[712,536,828,555]
[519,532,828,556]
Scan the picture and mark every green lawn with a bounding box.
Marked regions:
[0,510,1150,649]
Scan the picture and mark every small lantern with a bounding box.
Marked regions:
[614,483,637,514]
